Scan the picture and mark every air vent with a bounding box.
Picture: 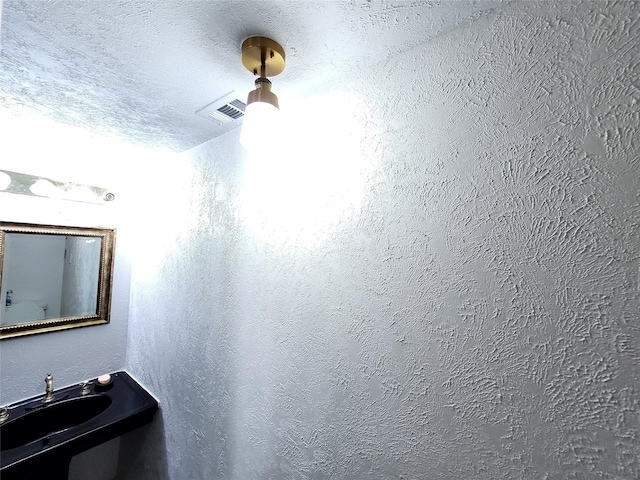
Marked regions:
[195,92,246,125]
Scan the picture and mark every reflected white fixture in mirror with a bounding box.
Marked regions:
[239,36,285,151]
[0,222,116,339]
[0,169,115,204]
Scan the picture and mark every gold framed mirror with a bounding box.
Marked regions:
[0,222,116,339]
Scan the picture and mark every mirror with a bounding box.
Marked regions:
[0,222,115,339]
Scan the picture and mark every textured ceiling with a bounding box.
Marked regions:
[0,0,503,152]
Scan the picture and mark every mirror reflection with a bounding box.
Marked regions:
[2,233,102,325]
[0,223,115,339]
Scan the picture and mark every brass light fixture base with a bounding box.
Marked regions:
[241,36,285,77]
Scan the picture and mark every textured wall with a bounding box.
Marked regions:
[125,1,639,479]
[0,207,130,406]
[0,111,168,479]
[0,112,143,405]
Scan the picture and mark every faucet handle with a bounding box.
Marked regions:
[80,382,93,395]
[43,373,55,403]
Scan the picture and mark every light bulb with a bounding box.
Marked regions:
[0,171,10,190]
[29,179,62,198]
[240,101,281,152]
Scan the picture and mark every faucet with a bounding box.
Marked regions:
[43,373,55,403]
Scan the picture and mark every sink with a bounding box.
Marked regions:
[0,371,158,480]
[1,395,112,451]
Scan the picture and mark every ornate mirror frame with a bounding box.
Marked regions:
[0,222,116,339]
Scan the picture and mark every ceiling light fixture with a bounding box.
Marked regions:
[239,36,286,151]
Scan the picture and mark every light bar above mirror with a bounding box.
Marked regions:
[0,170,115,204]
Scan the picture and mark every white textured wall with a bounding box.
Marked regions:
[124,2,639,479]
[0,110,156,404]
[0,204,130,405]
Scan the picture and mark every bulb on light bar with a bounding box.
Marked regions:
[67,185,94,202]
[0,171,10,190]
[30,179,63,198]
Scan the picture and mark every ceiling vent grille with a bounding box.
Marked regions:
[195,92,246,125]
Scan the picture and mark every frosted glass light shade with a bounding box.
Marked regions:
[0,169,113,204]
[29,179,62,197]
[240,101,281,152]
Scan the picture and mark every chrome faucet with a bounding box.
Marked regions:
[43,373,55,403]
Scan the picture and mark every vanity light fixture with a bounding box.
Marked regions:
[0,169,115,204]
[239,36,286,151]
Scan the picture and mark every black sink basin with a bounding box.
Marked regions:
[0,371,158,479]
[1,395,112,451]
